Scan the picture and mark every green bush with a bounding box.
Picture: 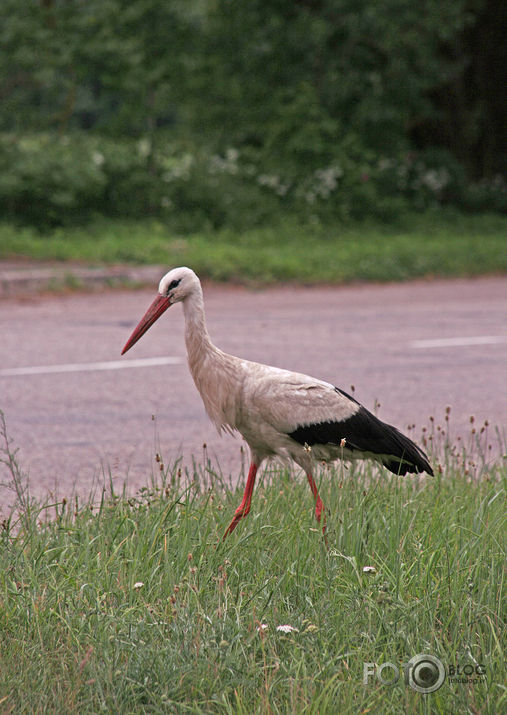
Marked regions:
[0,132,504,230]
[0,134,106,226]
[0,134,156,226]
[462,176,507,213]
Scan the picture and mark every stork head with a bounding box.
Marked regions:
[121,267,199,355]
[158,266,199,304]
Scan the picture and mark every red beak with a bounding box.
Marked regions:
[121,294,171,355]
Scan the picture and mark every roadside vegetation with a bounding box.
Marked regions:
[1,2,505,287]
[1,210,506,284]
[0,411,505,713]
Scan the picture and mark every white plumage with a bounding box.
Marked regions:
[122,267,433,538]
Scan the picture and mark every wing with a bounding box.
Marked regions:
[245,367,360,433]
[246,367,433,476]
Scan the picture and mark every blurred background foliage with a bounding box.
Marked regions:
[0,0,505,229]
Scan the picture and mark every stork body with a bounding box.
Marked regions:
[122,267,433,538]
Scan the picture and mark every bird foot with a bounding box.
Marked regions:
[223,507,249,539]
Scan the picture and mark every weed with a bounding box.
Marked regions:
[0,414,504,712]
[1,211,507,285]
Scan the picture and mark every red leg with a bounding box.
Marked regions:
[223,462,258,538]
[306,472,328,542]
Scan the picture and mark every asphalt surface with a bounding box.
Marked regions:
[0,265,506,509]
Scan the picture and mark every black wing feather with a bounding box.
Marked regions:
[289,388,433,476]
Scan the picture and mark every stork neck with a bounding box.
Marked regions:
[182,283,241,434]
[182,287,215,363]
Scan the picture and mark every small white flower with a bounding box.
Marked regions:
[362,566,377,574]
[137,138,152,159]
[92,151,104,167]
[257,623,269,632]
[133,581,144,590]
[209,148,239,175]
[226,148,239,162]
[421,167,450,194]
[257,173,281,189]
[276,625,299,634]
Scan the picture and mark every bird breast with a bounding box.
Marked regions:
[187,347,245,435]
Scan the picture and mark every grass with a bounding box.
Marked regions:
[0,411,505,713]
[1,210,506,284]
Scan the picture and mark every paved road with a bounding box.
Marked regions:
[1,276,506,508]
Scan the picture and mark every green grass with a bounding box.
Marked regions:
[0,413,505,713]
[1,210,506,284]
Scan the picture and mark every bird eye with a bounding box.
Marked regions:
[167,278,181,293]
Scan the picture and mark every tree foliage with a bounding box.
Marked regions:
[0,0,504,227]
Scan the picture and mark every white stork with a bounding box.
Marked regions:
[121,267,433,539]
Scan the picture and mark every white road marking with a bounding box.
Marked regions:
[411,336,507,349]
[0,356,182,377]
[2,336,505,376]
